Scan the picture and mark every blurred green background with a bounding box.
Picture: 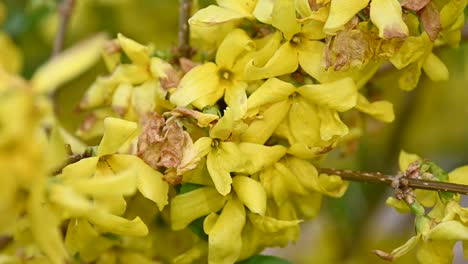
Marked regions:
[1,0,467,263]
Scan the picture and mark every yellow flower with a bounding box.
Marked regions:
[79,34,176,119]
[170,29,256,120]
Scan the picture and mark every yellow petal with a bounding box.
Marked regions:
[386,197,411,213]
[178,137,213,174]
[237,142,286,174]
[356,94,395,122]
[204,212,219,234]
[323,0,370,34]
[449,166,468,185]
[131,80,157,116]
[208,198,246,264]
[370,0,409,39]
[32,33,108,93]
[242,100,291,144]
[210,107,235,140]
[246,78,295,110]
[61,157,99,180]
[117,33,150,66]
[217,0,257,14]
[29,185,69,264]
[70,169,137,197]
[253,0,274,24]
[298,40,382,86]
[97,117,138,156]
[301,20,327,40]
[225,81,248,120]
[242,42,298,81]
[288,97,321,146]
[107,154,169,211]
[112,82,132,115]
[207,148,233,195]
[87,211,148,236]
[216,29,255,69]
[0,32,23,73]
[46,124,68,172]
[171,187,227,230]
[417,239,454,264]
[271,0,301,40]
[234,31,283,74]
[170,63,221,107]
[247,213,301,233]
[64,219,114,262]
[275,162,309,195]
[398,150,421,172]
[232,176,267,215]
[317,107,349,141]
[189,5,249,26]
[297,77,357,112]
[284,157,324,192]
[390,34,431,69]
[173,241,208,264]
[422,53,449,81]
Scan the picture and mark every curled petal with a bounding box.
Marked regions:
[242,42,298,81]
[248,213,301,233]
[107,155,169,211]
[356,94,395,122]
[317,107,349,141]
[117,33,150,66]
[97,118,138,156]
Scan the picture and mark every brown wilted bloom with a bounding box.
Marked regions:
[137,112,191,171]
[420,3,441,42]
[324,17,369,71]
[400,0,431,12]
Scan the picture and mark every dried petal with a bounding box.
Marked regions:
[400,0,430,12]
[420,3,442,42]
[137,112,165,169]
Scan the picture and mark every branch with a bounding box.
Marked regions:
[318,168,468,195]
[52,0,76,56]
[177,0,193,58]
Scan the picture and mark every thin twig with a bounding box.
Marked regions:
[177,0,193,58]
[319,168,468,195]
[52,0,76,56]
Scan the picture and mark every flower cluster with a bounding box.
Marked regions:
[1,0,467,264]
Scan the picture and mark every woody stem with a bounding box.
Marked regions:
[318,168,468,195]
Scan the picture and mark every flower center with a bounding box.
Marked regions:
[218,68,233,81]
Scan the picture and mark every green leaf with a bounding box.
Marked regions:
[189,216,208,241]
[179,183,204,194]
[237,255,292,264]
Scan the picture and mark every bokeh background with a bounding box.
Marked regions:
[1,0,468,263]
